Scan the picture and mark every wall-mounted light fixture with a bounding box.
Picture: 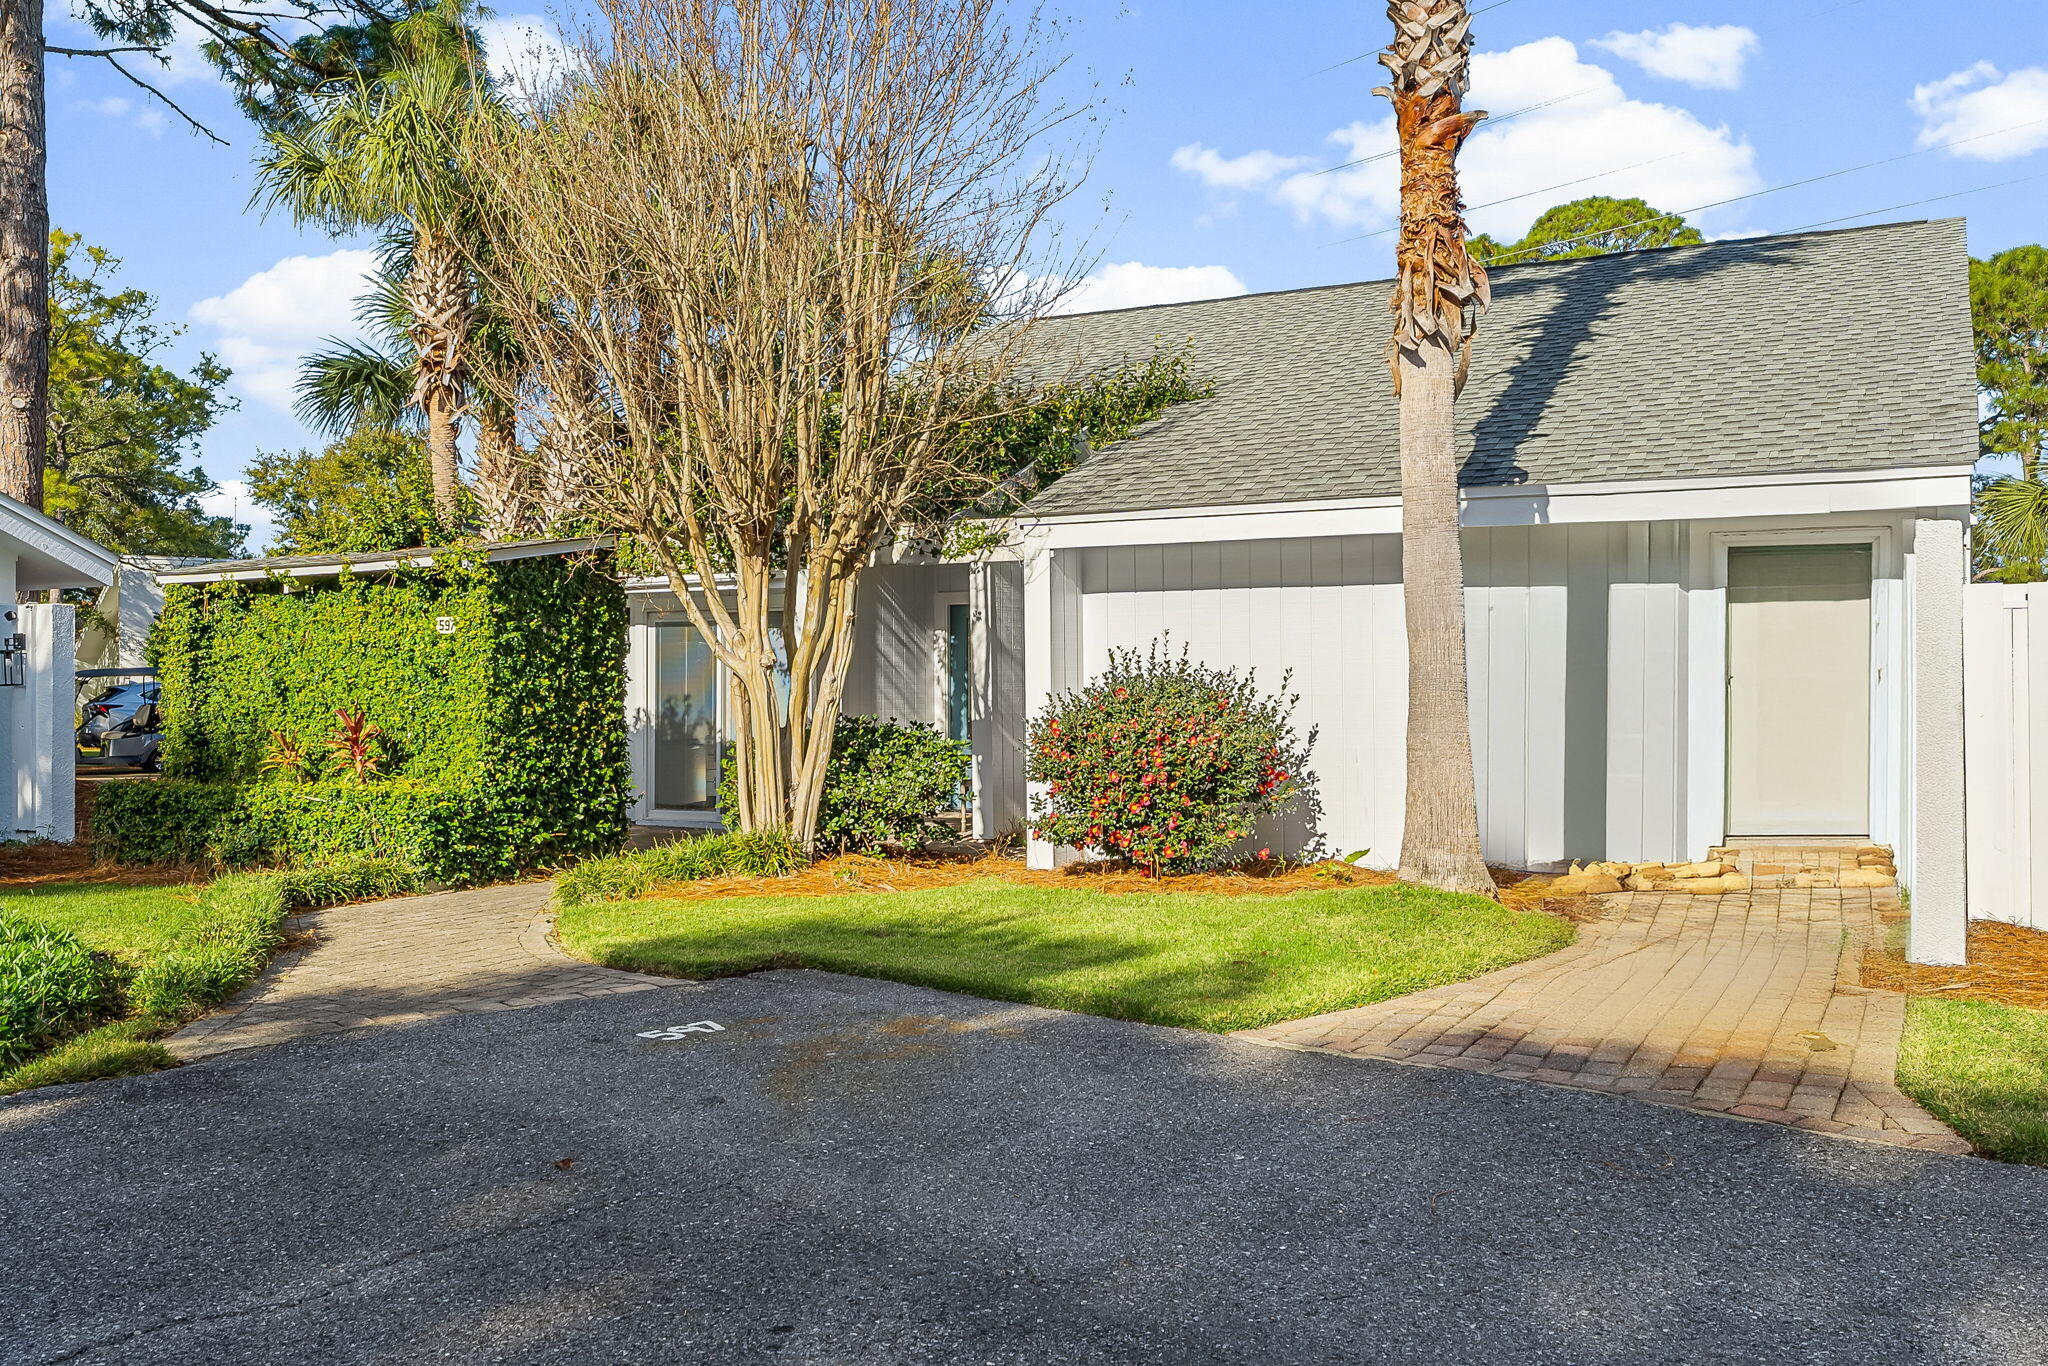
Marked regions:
[0,633,26,688]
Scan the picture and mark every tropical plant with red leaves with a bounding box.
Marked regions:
[1025,642,1313,876]
[326,706,386,783]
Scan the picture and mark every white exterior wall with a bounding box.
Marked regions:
[626,560,1018,833]
[1024,510,1942,872]
[1964,580,2048,935]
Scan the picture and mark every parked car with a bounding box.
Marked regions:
[77,683,159,748]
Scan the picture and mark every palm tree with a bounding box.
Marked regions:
[257,0,499,520]
[296,237,537,539]
[1375,0,1495,895]
[1977,474,2048,582]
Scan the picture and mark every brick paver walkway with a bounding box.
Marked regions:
[1239,851,1971,1155]
[169,882,670,1061]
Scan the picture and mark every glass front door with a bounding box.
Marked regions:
[944,601,971,743]
[652,622,719,811]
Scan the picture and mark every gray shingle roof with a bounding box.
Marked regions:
[1019,219,1978,519]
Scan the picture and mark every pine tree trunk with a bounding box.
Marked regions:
[1396,340,1492,893]
[0,0,48,510]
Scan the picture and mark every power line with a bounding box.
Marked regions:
[1308,87,1595,179]
[1476,112,2048,265]
[1309,0,1526,76]
[1778,168,2048,235]
[1325,151,1684,248]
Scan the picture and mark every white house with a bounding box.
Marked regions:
[0,492,119,841]
[628,219,1978,959]
[149,220,1984,955]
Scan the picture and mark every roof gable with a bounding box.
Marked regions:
[1020,219,1978,520]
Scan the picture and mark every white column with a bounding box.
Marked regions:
[13,604,76,842]
[1023,536,1079,869]
[1908,516,1968,965]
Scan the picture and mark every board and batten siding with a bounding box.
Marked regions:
[1066,523,1689,869]
[1963,580,2048,933]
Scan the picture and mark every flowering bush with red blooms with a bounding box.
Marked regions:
[1025,643,1313,875]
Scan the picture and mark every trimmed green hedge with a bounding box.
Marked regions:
[556,830,805,906]
[94,778,590,886]
[102,548,630,882]
[0,912,117,1068]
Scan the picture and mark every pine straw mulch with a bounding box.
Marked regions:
[641,848,1592,922]
[0,782,199,891]
[1862,920,2048,1013]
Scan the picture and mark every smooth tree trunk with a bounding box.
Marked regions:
[1395,341,1491,892]
[403,229,472,523]
[0,0,48,510]
[1379,0,1495,895]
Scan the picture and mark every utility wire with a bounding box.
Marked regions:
[1325,151,1684,247]
[1476,112,2048,265]
[1309,87,1595,178]
[1779,168,2048,235]
[1309,0,1526,76]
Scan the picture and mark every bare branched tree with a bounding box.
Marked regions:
[469,0,1085,843]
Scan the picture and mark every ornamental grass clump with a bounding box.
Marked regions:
[1026,643,1314,876]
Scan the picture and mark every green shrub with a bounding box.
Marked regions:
[0,912,118,1068]
[117,548,630,883]
[92,776,590,887]
[0,857,414,1094]
[1025,641,1314,875]
[556,830,805,906]
[719,715,971,855]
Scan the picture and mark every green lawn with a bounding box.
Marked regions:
[0,861,418,1095]
[1,881,213,969]
[558,878,1574,1033]
[1900,997,2048,1167]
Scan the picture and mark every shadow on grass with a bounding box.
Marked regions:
[561,879,1574,1034]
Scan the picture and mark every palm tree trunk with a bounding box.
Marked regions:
[1397,340,1491,891]
[403,229,472,523]
[0,0,48,510]
[1380,0,1495,895]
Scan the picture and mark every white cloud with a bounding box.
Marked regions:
[478,14,574,100]
[198,480,278,553]
[1591,24,1758,91]
[76,94,166,137]
[1180,38,1759,242]
[1170,143,1311,191]
[189,249,380,412]
[1052,262,1248,315]
[1912,63,2048,160]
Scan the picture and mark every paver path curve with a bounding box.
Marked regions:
[1240,855,1969,1155]
[169,882,669,1061]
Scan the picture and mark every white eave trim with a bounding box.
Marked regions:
[155,536,615,586]
[0,493,119,586]
[1020,463,1976,549]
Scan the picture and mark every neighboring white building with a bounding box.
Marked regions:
[0,493,119,842]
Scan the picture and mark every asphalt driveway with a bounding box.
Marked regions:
[5,970,2046,1365]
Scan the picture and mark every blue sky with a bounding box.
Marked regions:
[46,0,2048,548]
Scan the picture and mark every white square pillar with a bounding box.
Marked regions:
[1023,537,1080,870]
[1907,516,1968,965]
[14,603,77,843]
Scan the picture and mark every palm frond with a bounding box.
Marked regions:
[295,339,419,435]
[1981,476,2048,566]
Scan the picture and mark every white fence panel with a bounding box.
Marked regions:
[1963,582,2048,930]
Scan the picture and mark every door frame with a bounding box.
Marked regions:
[932,589,978,822]
[1695,525,1897,848]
